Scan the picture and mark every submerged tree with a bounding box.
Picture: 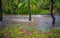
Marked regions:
[28,0,31,21]
[50,0,55,27]
[0,0,2,21]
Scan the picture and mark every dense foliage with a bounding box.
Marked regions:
[2,0,60,15]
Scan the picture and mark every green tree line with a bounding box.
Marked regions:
[2,0,60,15]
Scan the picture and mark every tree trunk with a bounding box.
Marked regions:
[28,0,31,21]
[0,0,2,21]
[50,0,55,27]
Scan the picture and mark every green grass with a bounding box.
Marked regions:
[0,24,60,38]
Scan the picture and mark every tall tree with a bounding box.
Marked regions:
[28,0,31,21]
[50,0,55,27]
[0,0,2,21]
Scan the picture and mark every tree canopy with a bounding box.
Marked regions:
[1,0,60,15]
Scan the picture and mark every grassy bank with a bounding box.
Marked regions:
[0,24,60,38]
